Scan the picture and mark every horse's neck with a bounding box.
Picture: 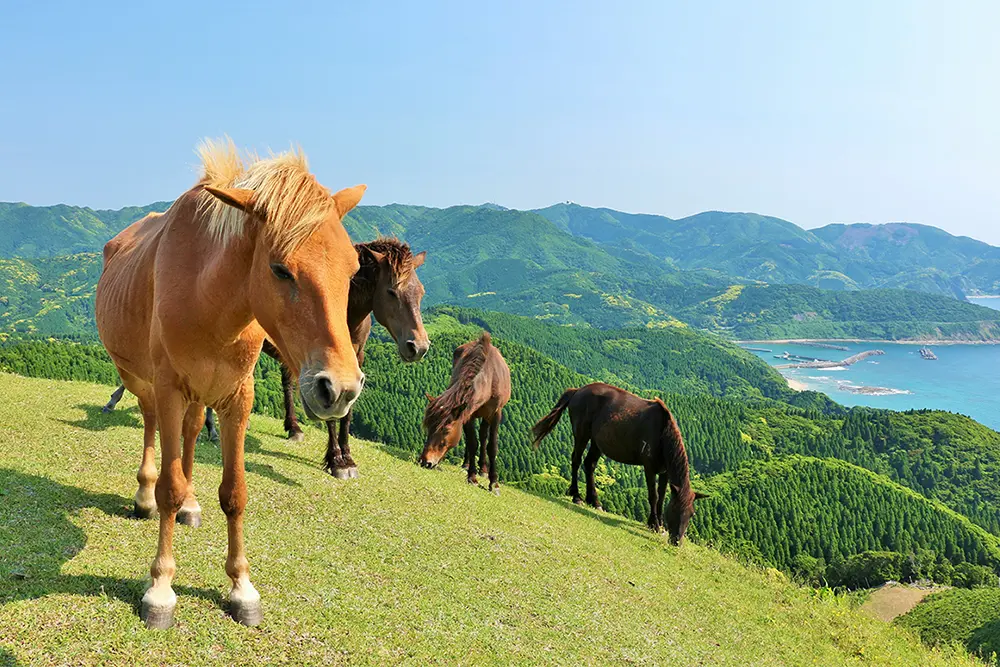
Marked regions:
[185,227,260,342]
[346,268,377,329]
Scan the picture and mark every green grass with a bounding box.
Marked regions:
[0,373,983,666]
[896,588,1000,663]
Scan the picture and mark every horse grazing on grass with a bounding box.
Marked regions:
[531,382,707,544]
[95,138,366,629]
[419,332,510,494]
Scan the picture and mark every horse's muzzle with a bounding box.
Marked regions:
[299,367,364,421]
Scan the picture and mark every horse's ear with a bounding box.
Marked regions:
[670,483,681,496]
[333,184,367,218]
[693,491,710,501]
[205,186,255,213]
[425,392,435,402]
[359,244,385,267]
[412,251,427,269]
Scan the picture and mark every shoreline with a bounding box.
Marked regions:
[736,338,1000,346]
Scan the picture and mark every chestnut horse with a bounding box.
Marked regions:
[531,382,707,544]
[419,332,510,494]
[95,138,366,629]
[108,237,431,474]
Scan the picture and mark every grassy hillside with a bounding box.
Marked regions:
[897,588,1000,662]
[0,372,982,666]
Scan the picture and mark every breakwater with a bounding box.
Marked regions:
[775,349,885,370]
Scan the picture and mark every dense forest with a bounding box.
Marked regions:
[5,306,1000,591]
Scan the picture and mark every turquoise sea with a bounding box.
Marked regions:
[742,300,1000,431]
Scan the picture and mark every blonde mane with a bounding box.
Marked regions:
[195,137,336,256]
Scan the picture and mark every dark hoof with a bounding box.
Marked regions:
[287,431,305,443]
[480,467,489,477]
[593,504,604,513]
[230,598,263,627]
[140,599,175,630]
[467,476,478,485]
[176,509,202,528]
[573,497,585,506]
[102,405,113,414]
[132,504,157,520]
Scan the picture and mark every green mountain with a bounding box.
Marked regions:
[898,588,1000,662]
[3,200,1000,340]
[534,203,1000,298]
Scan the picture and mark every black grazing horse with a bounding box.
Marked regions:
[104,237,430,478]
[531,382,707,544]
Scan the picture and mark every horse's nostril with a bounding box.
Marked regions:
[405,340,418,358]
[316,376,335,409]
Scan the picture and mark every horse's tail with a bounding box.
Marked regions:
[531,388,577,449]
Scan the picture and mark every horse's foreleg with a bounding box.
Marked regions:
[323,419,353,479]
[133,388,158,519]
[103,384,126,413]
[338,408,358,476]
[280,362,304,442]
[463,422,479,484]
[643,467,659,532]
[583,445,603,511]
[487,416,500,495]
[177,403,205,528]
[478,419,490,477]
[656,473,669,534]
[140,381,187,629]
[218,382,262,626]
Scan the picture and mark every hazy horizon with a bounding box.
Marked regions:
[2,1,998,243]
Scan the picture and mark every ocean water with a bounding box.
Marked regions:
[969,296,1000,311]
[742,341,1000,431]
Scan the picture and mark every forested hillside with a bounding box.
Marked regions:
[4,200,1000,340]
[535,203,1000,298]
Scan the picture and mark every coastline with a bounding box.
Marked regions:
[736,338,1000,346]
[785,377,809,392]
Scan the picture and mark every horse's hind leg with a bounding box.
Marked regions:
[478,419,489,477]
[568,434,589,505]
[463,422,479,484]
[103,384,126,413]
[177,402,205,528]
[131,382,158,520]
[486,414,500,495]
[655,473,669,533]
[583,444,603,511]
[203,407,219,441]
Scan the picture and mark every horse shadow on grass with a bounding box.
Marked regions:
[0,468,224,626]
[523,487,664,543]
[0,647,23,667]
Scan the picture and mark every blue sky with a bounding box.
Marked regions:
[1,1,998,243]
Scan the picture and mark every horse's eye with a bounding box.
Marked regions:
[270,263,295,281]
[387,287,398,298]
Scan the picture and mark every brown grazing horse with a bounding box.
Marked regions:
[95,138,366,629]
[419,332,510,494]
[531,382,707,544]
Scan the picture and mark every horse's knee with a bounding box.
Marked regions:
[219,480,247,518]
[154,470,187,512]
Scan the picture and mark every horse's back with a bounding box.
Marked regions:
[95,211,168,381]
[574,383,660,466]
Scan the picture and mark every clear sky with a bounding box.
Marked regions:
[1,1,998,243]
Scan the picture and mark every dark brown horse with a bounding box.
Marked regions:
[105,237,430,475]
[531,382,707,544]
[419,332,510,494]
